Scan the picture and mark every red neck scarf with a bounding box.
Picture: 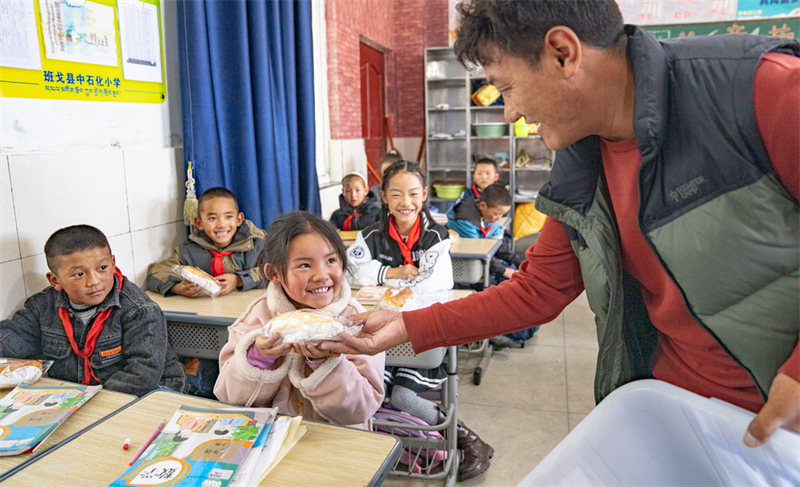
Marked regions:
[209,250,233,276]
[57,267,124,385]
[388,215,422,265]
[342,212,361,231]
[479,221,491,238]
[472,184,482,198]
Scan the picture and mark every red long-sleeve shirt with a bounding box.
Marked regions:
[405,53,799,412]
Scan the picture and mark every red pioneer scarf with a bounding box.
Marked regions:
[342,212,361,231]
[388,215,421,265]
[209,250,233,276]
[57,267,124,385]
[478,221,491,238]
[472,184,482,198]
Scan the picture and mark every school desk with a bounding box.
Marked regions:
[450,237,503,288]
[0,378,135,482]
[1,390,402,487]
[146,290,265,359]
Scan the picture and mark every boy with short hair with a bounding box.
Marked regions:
[330,172,381,231]
[0,225,186,397]
[147,187,268,297]
[447,184,520,281]
[456,158,501,204]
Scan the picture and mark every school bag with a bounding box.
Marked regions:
[372,406,448,473]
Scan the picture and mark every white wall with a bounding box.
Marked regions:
[0,1,185,319]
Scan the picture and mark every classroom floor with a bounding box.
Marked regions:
[382,291,599,487]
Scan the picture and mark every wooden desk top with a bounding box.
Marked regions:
[450,237,502,259]
[0,378,135,477]
[4,391,400,487]
[146,289,265,320]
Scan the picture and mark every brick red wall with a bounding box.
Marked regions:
[326,0,448,140]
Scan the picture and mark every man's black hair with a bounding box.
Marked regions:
[455,0,625,69]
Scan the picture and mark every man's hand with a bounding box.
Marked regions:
[216,273,243,296]
[171,280,204,298]
[502,267,517,279]
[319,310,409,355]
[744,373,800,447]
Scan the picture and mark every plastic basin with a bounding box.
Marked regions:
[473,123,508,137]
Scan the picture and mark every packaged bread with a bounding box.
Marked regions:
[377,287,414,311]
[263,309,363,344]
[0,359,52,388]
[172,265,221,297]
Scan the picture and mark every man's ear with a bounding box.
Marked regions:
[264,263,281,286]
[46,272,63,291]
[542,26,582,78]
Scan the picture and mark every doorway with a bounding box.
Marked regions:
[360,40,386,188]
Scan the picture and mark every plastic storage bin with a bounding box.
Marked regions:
[519,379,800,487]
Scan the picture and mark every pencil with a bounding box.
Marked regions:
[128,419,167,466]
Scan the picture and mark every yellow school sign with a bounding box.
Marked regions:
[0,0,165,103]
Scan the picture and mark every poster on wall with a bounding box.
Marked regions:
[118,0,162,83]
[737,0,800,19]
[644,16,799,38]
[0,0,165,103]
[617,0,737,25]
[0,0,43,71]
[40,0,119,66]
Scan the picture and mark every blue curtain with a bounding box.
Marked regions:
[177,0,319,229]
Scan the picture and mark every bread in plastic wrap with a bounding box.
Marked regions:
[172,265,221,297]
[263,309,363,343]
[0,359,53,387]
[376,287,414,311]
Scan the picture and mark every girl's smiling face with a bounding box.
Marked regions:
[267,232,343,309]
[381,171,428,232]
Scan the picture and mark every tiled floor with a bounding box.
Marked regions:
[383,291,599,487]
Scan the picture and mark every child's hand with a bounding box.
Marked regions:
[293,342,340,361]
[255,333,293,357]
[502,267,517,279]
[386,264,419,280]
[172,280,204,298]
[216,273,243,296]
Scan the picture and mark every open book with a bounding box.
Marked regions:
[0,382,101,456]
[110,405,305,487]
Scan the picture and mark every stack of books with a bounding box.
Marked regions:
[110,405,305,487]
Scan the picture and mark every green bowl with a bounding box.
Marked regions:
[434,184,466,200]
[473,122,508,137]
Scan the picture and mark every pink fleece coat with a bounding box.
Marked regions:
[214,280,385,430]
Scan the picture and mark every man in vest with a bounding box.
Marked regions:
[323,0,799,448]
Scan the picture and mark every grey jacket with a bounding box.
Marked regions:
[146,220,268,296]
[0,275,186,397]
[537,26,799,403]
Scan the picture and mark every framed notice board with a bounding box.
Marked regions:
[643,16,799,39]
[0,0,165,103]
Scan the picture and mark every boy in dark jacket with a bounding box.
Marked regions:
[330,172,381,231]
[0,225,186,397]
[146,187,268,297]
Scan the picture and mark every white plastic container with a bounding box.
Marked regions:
[520,380,800,487]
